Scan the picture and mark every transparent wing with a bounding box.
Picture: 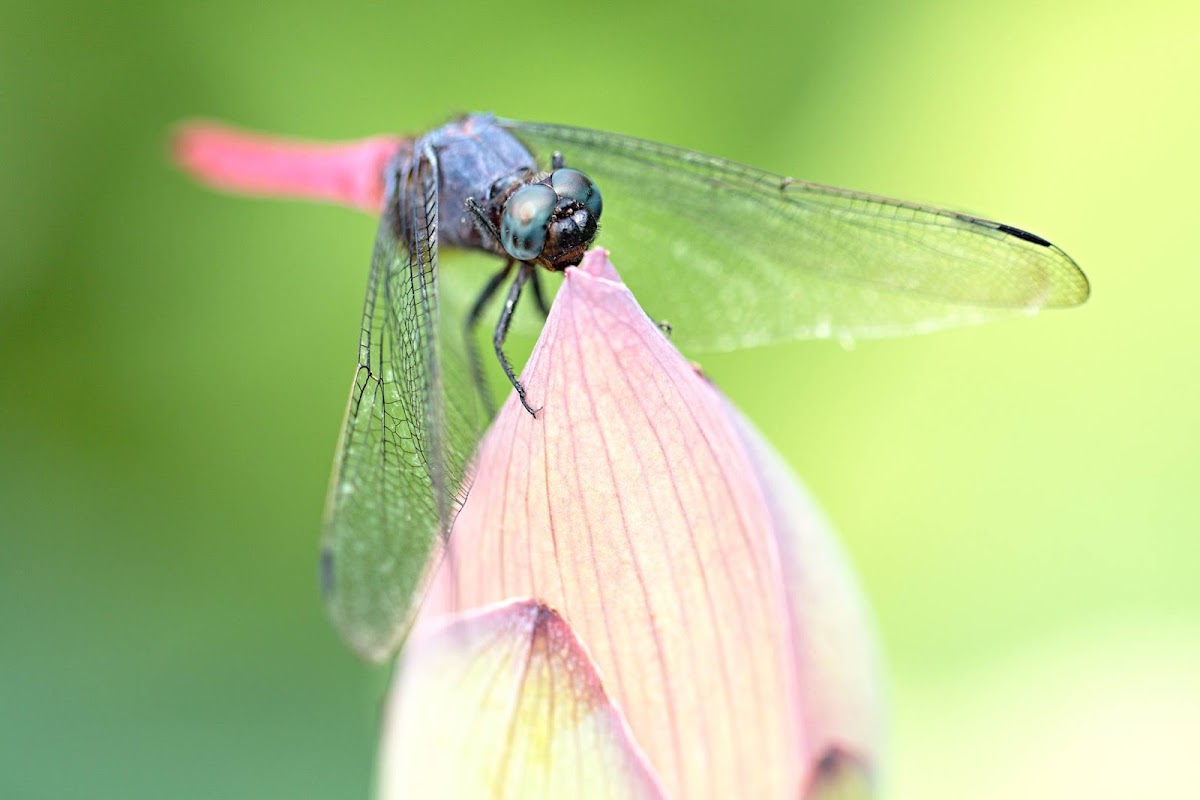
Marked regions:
[320,150,490,662]
[500,120,1089,350]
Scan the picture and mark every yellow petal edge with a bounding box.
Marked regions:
[378,599,665,800]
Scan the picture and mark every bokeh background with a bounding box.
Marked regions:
[3,0,1198,797]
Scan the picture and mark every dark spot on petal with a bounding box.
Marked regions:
[803,747,873,800]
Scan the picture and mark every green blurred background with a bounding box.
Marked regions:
[3,0,1197,797]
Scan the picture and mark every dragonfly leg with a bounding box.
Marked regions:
[465,259,515,415]
[465,196,502,249]
[495,263,539,417]
[529,270,551,319]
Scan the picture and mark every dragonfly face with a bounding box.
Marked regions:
[498,168,603,270]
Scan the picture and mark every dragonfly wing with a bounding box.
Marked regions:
[321,148,489,662]
[501,120,1089,351]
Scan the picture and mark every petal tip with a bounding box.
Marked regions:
[382,599,666,799]
[574,247,620,282]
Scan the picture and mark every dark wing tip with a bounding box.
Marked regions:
[997,223,1053,247]
[994,223,1090,307]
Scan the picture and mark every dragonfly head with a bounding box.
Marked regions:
[500,168,602,270]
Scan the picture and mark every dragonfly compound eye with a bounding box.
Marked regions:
[550,168,603,218]
[501,183,556,261]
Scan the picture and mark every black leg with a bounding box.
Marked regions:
[465,259,515,415]
[465,196,502,248]
[495,263,539,417]
[529,270,551,319]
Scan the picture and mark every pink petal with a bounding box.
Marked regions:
[724,395,883,779]
[171,122,400,213]
[420,248,873,796]
[379,599,665,799]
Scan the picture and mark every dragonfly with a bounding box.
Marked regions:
[174,112,1089,662]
